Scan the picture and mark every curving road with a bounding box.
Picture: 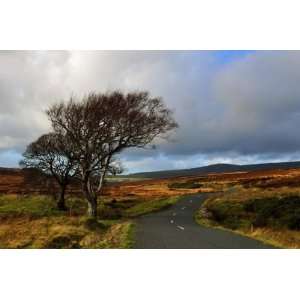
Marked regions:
[134,193,274,249]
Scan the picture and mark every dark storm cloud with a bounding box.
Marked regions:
[154,51,300,159]
[212,51,300,154]
[1,50,300,171]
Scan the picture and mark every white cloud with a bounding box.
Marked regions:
[1,50,300,171]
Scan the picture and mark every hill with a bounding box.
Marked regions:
[128,161,300,179]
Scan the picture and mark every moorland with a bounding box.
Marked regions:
[1,162,300,248]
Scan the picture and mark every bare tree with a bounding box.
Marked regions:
[46,91,178,217]
[20,132,78,210]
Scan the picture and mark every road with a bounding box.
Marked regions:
[134,193,274,249]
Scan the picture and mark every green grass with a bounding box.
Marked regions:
[115,222,136,248]
[199,194,300,231]
[244,196,300,230]
[0,194,135,248]
[124,196,180,217]
[98,222,136,249]
[0,194,124,219]
[195,188,300,248]
[0,195,61,217]
[0,194,180,248]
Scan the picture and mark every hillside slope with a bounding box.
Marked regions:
[128,161,300,179]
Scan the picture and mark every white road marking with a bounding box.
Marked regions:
[190,200,193,203]
[181,207,186,210]
[170,220,174,224]
[177,226,185,230]
[173,213,177,216]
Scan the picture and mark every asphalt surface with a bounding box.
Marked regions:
[134,193,274,249]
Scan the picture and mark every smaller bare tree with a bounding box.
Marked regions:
[20,132,78,210]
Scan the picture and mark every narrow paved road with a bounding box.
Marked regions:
[134,193,274,249]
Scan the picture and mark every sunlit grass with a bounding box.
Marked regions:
[124,196,180,217]
[0,194,135,248]
[0,193,181,248]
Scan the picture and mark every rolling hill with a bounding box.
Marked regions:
[127,161,300,179]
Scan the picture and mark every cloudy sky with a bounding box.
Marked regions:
[1,50,300,173]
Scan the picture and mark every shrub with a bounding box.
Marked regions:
[168,181,202,189]
[83,217,107,231]
[280,211,300,230]
[206,201,245,229]
[97,203,122,219]
[244,196,300,230]
[45,234,82,249]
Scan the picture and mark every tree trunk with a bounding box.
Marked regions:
[87,197,97,217]
[97,171,105,192]
[82,178,98,217]
[57,185,67,211]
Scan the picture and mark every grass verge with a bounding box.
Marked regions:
[195,186,300,248]
[97,221,136,249]
[0,194,138,249]
[123,196,180,217]
[0,194,180,248]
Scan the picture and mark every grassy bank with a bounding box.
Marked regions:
[124,196,179,217]
[0,194,178,249]
[0,194,135,248]
[195,186,300,248]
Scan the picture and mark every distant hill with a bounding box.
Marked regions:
[2,161,300,182]
[127,161,300,179]
[0,167,20,173]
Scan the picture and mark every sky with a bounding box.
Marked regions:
[1,50,300,173]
